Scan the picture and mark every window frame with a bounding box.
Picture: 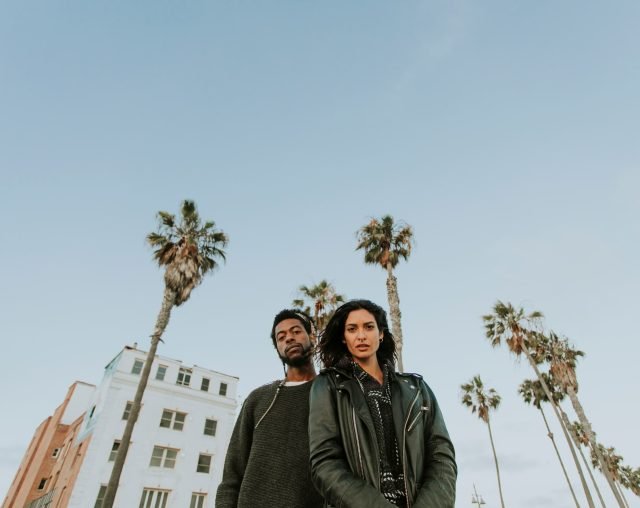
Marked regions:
[122,401,133,420]
[149,446,178,469]
[94,485,107,508]
[203,418,217,437]
[200,377,210,392]
[139,488,169,508]
[159,409,187,431]
[155,365,168,381]
[131,359,144,375]
[108,440,121,462]
[176,367,192,387]
[196,453,212,474]
[219,382,228,396]
[190,493,206,508]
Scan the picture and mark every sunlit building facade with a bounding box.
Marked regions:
[3,346,238,508]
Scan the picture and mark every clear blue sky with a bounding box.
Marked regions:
[1,2,639,506]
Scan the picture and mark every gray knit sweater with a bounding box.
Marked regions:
[215,380,324,508]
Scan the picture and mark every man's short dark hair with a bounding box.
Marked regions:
[270,309,314,348]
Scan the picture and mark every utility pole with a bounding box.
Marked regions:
[472,484,486,508]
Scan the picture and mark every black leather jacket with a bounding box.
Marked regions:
[309,367,457,508]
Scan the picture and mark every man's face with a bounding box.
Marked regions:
[274,318,314,367]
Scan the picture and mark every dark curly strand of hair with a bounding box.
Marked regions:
[318,299,396,368]
[270,309,314,349]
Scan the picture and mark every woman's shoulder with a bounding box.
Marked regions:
[393,370,432,390]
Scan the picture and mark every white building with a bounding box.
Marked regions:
[68,345,238,508]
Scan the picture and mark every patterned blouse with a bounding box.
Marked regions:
[351,360,407,508]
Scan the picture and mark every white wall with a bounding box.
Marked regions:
[61,382,96,425]
[68,348,238,508]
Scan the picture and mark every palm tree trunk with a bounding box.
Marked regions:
[486,418,506,508]
[385,263,404,372]
[520,343,596,508]
[102,287,176,508]
[615,481,629,508]
[559,408,607,507]
[566,386,625,508]
[538,407,580,507]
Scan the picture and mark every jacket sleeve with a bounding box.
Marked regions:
[413,381,457,508]
[215,396,255,508]
[309,374,394,508]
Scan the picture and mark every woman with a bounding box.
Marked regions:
[309,299,457,508]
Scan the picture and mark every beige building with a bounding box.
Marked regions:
[3,381,96,508]
[4,346,238,508]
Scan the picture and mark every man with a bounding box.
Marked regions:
[216,309,324,508]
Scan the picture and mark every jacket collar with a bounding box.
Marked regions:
[322,357,397,380]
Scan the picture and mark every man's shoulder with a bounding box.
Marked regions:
[245,380,282,401]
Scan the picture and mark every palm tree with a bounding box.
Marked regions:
[566,417,609,508]
[292,280,345,335]
[519,376,579,507]
[483,301,596,508]
[355,215,413,371]
[542,332,625,507]
[589,444,629,507]
[461,375,506,508]
[619,466,640,497]
[103,200,228,508]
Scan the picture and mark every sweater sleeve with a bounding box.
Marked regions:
[215,395,256,508]
[309,375,394,508]
[413,381,457,508]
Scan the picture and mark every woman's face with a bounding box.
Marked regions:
[343,309,383,365]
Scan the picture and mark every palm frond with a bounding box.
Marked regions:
[147,200,228,305]
[355,215,414,269]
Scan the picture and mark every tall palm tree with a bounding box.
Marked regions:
[573,426,638,507]
[619,466,640,497]
[541,332,625,507]
[292,280,345,335]
[103,200,228,508]
[589,444,629,507]
[483,301,596,508]
[461,375,506,508]
[566,419,607,507]
[519,376,579,507]
[356,215,413,371]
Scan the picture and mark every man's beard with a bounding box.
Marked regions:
[279,342,314,367]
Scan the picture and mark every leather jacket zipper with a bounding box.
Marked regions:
[352,373,380,489]
[407,406,429,433]
[402,389,421,508]
[352,407,365,479]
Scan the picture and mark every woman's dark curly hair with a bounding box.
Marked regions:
[318,299,396,368]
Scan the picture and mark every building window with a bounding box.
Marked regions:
[132,359,144,375]
[109,441,121,462]
[37,478,47,490]
[139,488,169,508]
[201,377,210,392]
[219,382,228,396]
[156,365,167,381]
[150,446,178,469]
[204,418,217,437]
[196,454,212,474]
[176,367,192,387]
[51,448,60,458]
[94,485,107,508]
[122,401,133,420]
[190,493,206,508]
[159,409,186,431]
